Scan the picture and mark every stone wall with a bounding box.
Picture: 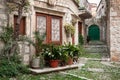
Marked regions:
[109,0,120,61]
[0,0,80,64]
[0,0,7,27]
[34,0,79,45]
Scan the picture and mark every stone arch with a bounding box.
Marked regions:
[88,24,100,41]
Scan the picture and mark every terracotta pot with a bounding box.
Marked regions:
[67,57,73,65]
[50,60,59,68]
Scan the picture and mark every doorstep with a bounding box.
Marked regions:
[30,64,79,74]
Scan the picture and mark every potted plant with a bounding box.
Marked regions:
[43,45,62,68]
[63,43,75,65]
[58,46,67,66]
[64,23,75,37]
[72,45,81,63]
[31,31,45,69]
[63,43,82,65]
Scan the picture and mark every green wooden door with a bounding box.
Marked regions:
[88,25,100,41]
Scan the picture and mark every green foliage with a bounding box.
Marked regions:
[0,26,19,58]
[43,45,62,60]
[0,55,30,78]
[0,26,30,78]
[6,0,30,40]
[60,43,84,65]
[0,26,14,43]
[64,23,75,36]
[0,59,19,77]
[0,26,33,57]
[32,31,46,57]
[79,34,84,45]
[6,0,30,13]
[63,43,81,58]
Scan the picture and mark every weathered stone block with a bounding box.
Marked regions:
[111,55,120,62]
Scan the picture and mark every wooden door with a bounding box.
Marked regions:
[78,22,82,34]
[88,25,100,41]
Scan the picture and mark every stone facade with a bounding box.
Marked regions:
[96,0,107,42]
[0,0,81,64]
[32,0,80,45]
[109,0,120,61]
[97,0,120,61]
[79,0,92,43]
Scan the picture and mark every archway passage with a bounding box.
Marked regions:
[88,25,100,41]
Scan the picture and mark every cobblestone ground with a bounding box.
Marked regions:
[1,54,120,80]
[66,57,120,80]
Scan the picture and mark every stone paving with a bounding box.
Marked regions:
[87,68,104,72]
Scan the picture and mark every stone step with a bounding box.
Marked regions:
[88,41,105,45]
[30,64,80,74]
[84,45,108,53]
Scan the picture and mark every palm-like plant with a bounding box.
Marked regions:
[32,31,46,57]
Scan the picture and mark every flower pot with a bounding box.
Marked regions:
[67,57,73,65]
[50,60,59,68]
[31,57,40,69]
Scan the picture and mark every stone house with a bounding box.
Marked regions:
[106,0,120,61]
[0,0,91,64]
[96,0,120,61]
[96,0,107,42]
[79,0,93,43]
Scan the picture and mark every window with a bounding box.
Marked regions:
[14,15,26,35]
[36,13,62,44]
[51,18,60,41]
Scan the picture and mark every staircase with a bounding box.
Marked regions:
[84,41,109,58]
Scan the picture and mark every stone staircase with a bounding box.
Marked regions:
[84,41,109,58]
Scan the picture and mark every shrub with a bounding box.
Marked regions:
[0,59,19,77]
[0,55,30,78]
[79,34,84,45]
[0,26,30,78]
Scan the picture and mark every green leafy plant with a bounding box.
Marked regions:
[43,45,62,60]
[0,26,30,77]
[0,26,18,59]
[62,43,84,64]
[79,34,84,45]
[63,43,80,58]
[6,0,30,40]
[64,23,75,36]
[31,31,46,57]
[0,55,30,78]
[0,59,19,77]
[30,31,46,68]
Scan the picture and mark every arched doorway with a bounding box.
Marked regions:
[88,25,100,41]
